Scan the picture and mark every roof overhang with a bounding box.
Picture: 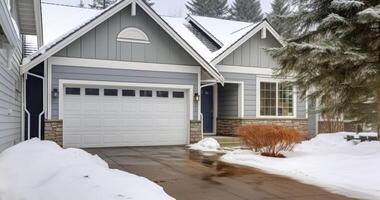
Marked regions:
[210,20,286,66]
[20,0,224,84]
[186,15,224,48]
[0,0,20,47]
[16,0,43,46]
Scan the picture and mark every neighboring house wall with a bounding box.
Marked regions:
[55,5,198,66]
[220,33,280,68]
[0,46,22,151]
[0,1,22,152]
[50,65,199,119]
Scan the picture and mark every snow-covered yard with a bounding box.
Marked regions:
[221,132,380,200]
[0,139,174,200]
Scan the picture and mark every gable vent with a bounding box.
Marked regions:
[117,27,150,44]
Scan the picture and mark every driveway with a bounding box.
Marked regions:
[85,146,356,200]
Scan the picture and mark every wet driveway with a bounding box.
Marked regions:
[85,146,356,200]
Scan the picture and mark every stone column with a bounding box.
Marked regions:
[44,120,63,146]
[190,120,202,143]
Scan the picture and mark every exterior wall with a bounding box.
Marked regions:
[218,83,238,117]
[54,5,198,66]
[190,120,202,143]
[318,121,357,133]
[220,72,307,119]
[0,46,22,151]
[220,33,281,68]
[217,118,309,136]
[50,65,199,119]
[44,119,63,146]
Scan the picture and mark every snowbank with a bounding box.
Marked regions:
[189,138,220,151]
[221,132,380,200]
[0,139,174,200]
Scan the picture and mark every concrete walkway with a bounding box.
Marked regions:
[85,146,357,200]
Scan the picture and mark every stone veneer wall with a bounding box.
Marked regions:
[190,120,202,143]
[217,118,309,136]
[45,120,63,146]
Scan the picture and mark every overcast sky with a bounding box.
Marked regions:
[43,0,274,17]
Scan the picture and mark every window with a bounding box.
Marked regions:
[157,91,169,98]
[259,81,294,117]
[104,89,118,96]
[85,88,99,96]
[140,90,152,97]
[173,91,184,98]
[65,87,80,95]
[122,89,135,97]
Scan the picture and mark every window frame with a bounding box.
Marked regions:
[104,89,118,96]
[256,77,297,118]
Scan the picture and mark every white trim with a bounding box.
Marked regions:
[217,65,274,75]
[48,57,201,74]
[261,27,267,39]
[0,0,19,47]
[131,2,136,16]
[197,68,201,120]
[58,80,194,121]
[239,82,245,118]
[211,21,286,66]
[47,58,52,119]
[256,77,297,119]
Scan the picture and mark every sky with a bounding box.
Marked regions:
[43,0,274,17]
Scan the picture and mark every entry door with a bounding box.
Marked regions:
[62,86,189,148]
[201,86,213,133]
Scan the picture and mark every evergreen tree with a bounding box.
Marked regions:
[89,0,116,9]
[269,0,380,138]
[89,0,153,9]
[186,0,229,18]
[79,0,85,8]
[230,0,264,23]
[267,0,294,38]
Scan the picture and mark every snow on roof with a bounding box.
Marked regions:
[42,3,101,45]
[163,15,260,62]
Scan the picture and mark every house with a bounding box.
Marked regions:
[1,0,316,150]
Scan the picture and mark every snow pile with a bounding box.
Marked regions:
[189,138,221,151]
[0,139,174,200]
[221,132,380,200]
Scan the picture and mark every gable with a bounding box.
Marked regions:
[54,5,198,66]
[219,31,281,68]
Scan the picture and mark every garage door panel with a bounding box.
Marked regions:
[63,86,188,148]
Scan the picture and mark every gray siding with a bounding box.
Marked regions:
[220,72,306,118]
[0,44,22,152]
[218,84,238,117]
[220,33,281,68]
[51,65,199,119]
[222,72,257,117]
[55,5,198,66]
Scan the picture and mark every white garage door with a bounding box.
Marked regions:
[62,85,189,148]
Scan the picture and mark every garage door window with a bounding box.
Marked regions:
[65,88,80,95]
[140,90,152,97]
[104,89,118,96]
[122,89,135,97]
[157,91,169,98]
[85,88,99,96]
[173,91,184,98]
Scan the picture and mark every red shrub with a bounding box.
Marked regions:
[238,124,306,158]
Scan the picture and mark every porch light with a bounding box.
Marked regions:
[52,89,59,98]
[194,93,200,101]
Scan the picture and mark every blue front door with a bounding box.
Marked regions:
[201,86,213,133]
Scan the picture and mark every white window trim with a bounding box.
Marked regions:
[58,79,194,121]
[117,27,150,44]
[256,77,297,119]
